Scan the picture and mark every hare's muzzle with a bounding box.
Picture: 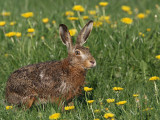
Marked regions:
[90,60,96,67]
[89,58,96,68]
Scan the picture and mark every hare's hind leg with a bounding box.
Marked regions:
[6,92,22,105]
[6,92,36,108]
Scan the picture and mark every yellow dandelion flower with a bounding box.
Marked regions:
[121,5,131,12]
[83,16,89,20]
[95,5,99,9]
[139,32,142,36]
[156,55,160,59]
[99,2,109,7]
[121,17,133,24]
[4,53,9,57]
[27,33,35,37]
[72,5,85,12]
[27,28,35,33]
[52,20,56,24]
[1,12,11,16]
[146,28,151,32]
[146,10,151,14]
[65,11,74,16]
[133,94,139,97]
[88,10,96,15]
[106,99,115,103]
[94,109,100,113]
[16,32,22,37]
[116,101,127,105]
[6,106,13,110]
[149,76,160,81]
[105,108,109,111]
[94,119,100,120]
[87,100,94,104]
[42,18,49,23]
[112,87,123,91]
[99,16,110,23]
[99,16,110,21]
[10,21,16,26]
[137,13,146,19]
[49,113,60,120]
[127,11,132,15]
[155,4,160,9]
[84,87,93,92]
[69,29,77,36]
[64,106,75,111]
[135,98,139,103]
[67,17,78,21]
[142,34,145,37]
[0,21,6,27]
[134,8,139,14]
[143,108,153,111]
[104,113,114,119]
[41,36,45,40]
[5,32,16,37]
[93,21,103,27]
[21,12,34,18]
[111,22,117,28]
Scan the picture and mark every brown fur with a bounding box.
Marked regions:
[5,20,96,108]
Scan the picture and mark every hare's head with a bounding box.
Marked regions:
[59,20,96,69]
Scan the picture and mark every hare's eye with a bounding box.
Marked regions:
[75,50,80,55]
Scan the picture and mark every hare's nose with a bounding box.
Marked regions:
[90,61,95,64]
[90,60,96,67]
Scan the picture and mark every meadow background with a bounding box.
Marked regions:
[0,0,160,119]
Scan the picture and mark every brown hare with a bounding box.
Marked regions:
[5,20,96,108]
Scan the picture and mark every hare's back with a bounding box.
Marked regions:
[8,61,56,80]
[6,60,62,92]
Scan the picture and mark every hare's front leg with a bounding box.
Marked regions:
[21,90,38,109]
[22,96,36,109]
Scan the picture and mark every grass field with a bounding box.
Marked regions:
[0,0,160,119]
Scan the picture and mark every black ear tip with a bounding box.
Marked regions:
[59,24,66,28]
[59,24,68,32]
[86,20,93,26]
[88,20,93,24]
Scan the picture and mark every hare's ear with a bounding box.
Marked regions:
[59,24,73,52]
[76,20,93,46]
